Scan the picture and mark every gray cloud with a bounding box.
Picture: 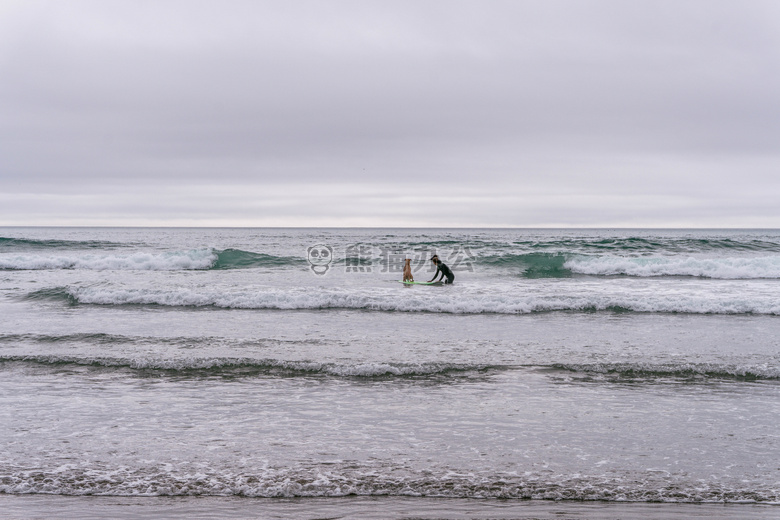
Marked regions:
[1,0,779,226]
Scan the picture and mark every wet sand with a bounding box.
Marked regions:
[2,496,778,520]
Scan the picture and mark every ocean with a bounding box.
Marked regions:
[1,227,778,519]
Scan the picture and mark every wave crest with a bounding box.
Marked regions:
[24,285,780,315]
[565,255,780,279]
[0,355,496,379]
[479,252,780,279]
[213,249,304,269]
[0,248,301,271]
[0,236,126,250]
[481,253,572,278]
[2,465,777,502]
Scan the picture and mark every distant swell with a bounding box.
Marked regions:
[0,236,126,250]
[514,236,780,254]
[390,236,780,255]
[0,248,301,271]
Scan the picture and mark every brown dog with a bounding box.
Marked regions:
[403,258,414,282]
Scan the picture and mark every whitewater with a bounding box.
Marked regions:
[1,227,779,519]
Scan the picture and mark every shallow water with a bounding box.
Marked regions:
[1,228,779,511]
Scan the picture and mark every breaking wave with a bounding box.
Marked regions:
[479,252,780,279]
[1,464,777,502]
[3,354,776,382]
[0,248,302,271]
[0,355,497,380]
[564,254,780,279]
[25,285,780,315]
[551,362,780,381]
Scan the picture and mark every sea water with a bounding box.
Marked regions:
[0,228,778,518]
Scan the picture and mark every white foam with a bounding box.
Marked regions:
[565,255,780,279]
[1,465,777,501]
[0,248,218,270]
[7,354,476,377]
[62,282,780,315]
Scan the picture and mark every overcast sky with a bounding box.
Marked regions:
[1,0,779,227]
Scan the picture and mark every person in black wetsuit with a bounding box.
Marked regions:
[428,254,455,284]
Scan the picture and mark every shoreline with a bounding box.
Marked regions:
[1,496,778,520]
